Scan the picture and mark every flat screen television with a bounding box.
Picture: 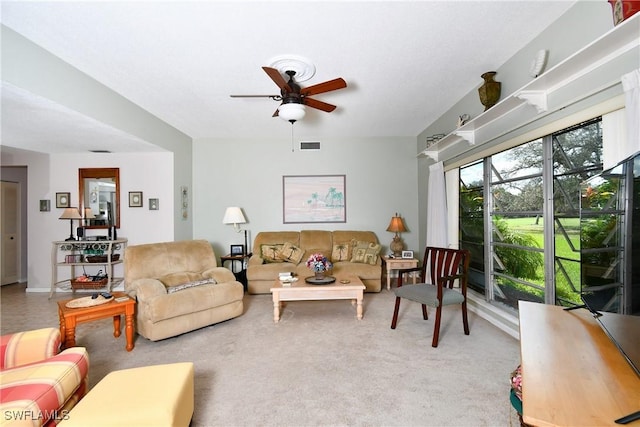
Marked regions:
[578,150,640,424]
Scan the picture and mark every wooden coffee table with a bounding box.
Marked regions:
[57,291,136,351]
[270,275,365,323]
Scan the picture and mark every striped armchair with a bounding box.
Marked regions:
[0,328,89,426]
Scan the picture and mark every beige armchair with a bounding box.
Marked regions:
[124,240,244,341]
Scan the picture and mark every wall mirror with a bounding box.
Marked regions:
[79,168,120,229]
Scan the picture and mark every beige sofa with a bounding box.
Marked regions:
[247,230,382,294]
[124,240,244,341]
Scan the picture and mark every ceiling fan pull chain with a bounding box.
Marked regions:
[291,123,294,152]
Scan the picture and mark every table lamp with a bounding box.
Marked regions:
[59,207,82,241]
[223,207,248,255]
[83,207,95,226]
[386,213,407,257]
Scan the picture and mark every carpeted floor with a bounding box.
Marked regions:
[1,283,522,426]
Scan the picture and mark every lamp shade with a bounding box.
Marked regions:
[83,207,96,219]
[222,207,247,225]
[59,207,82,220]
[386,214,407,233]
[278,103,306,122]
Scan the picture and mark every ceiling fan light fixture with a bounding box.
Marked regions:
[278,103,305,123]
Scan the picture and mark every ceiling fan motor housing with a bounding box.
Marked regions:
[282,70,303,105]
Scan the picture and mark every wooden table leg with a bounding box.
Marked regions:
[113,315,122,338]
[64,316,77,348]
[58,307,67,346]
[272,295,281,323]
[125,312,134,352]
[121,303,135,351]
[356,293,363,320]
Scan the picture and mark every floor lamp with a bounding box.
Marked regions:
[222,207,248,255]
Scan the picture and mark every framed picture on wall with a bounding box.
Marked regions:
[129,191,143,207]
[282,175,346,224]
[40,199,51,212]
[56,192,70,208]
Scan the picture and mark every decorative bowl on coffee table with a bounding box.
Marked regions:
[305,276,336,285]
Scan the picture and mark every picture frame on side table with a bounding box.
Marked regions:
[401,250,414,259]
[129,191,143,207]
[283,175,346,224]
[56,193,70,208]
[230,244,245,256]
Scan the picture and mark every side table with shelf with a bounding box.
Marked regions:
[50,239,128,298]
[220,254,250,290]
[381,255,419,291]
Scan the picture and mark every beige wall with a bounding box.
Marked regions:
[192,136,419,258]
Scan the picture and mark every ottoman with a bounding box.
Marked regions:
[59,362,194,427]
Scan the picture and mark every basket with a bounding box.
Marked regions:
[70,277,108,290]
[86,254,120,263]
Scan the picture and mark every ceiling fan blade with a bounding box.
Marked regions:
[230,95,278,98]
[301,78,347,96]
[262,67,292,92]
[304,97,337,113]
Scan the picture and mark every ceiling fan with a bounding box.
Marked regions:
[230,66,347,123]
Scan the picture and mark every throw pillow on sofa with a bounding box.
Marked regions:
[277,242,304,263]
[261,244,284,263]
[166,278,216,293]
[331,241,354,262]
[351,241,381,265]
[158,272,204,286]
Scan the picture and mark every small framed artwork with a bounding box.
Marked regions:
[129,191,143,207]
[56,192,70,208]
[230,244,245,256]
[181,186,188,220]
[39,199,51,212]
[401,250,414,259]
[149,198,159,210]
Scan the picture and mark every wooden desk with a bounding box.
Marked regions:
[518,301,640,426]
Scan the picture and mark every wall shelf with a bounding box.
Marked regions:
[419,13,640,161]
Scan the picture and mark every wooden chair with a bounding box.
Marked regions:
[390,247,471,347]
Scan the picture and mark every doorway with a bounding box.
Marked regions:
[1,181,21,285]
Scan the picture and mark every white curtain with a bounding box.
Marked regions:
[621,68,640,161]
[426,161,448,248]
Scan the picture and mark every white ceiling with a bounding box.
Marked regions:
[0,1,577,153]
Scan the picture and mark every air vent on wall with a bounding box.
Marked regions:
[300,141,321,150]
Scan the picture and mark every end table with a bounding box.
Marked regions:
[57,291,136,351]
[381,255,419,290]
[221,254,250,290]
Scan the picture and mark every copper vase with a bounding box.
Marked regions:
[478,71,501,111]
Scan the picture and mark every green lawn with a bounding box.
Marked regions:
[502,217,581,304]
